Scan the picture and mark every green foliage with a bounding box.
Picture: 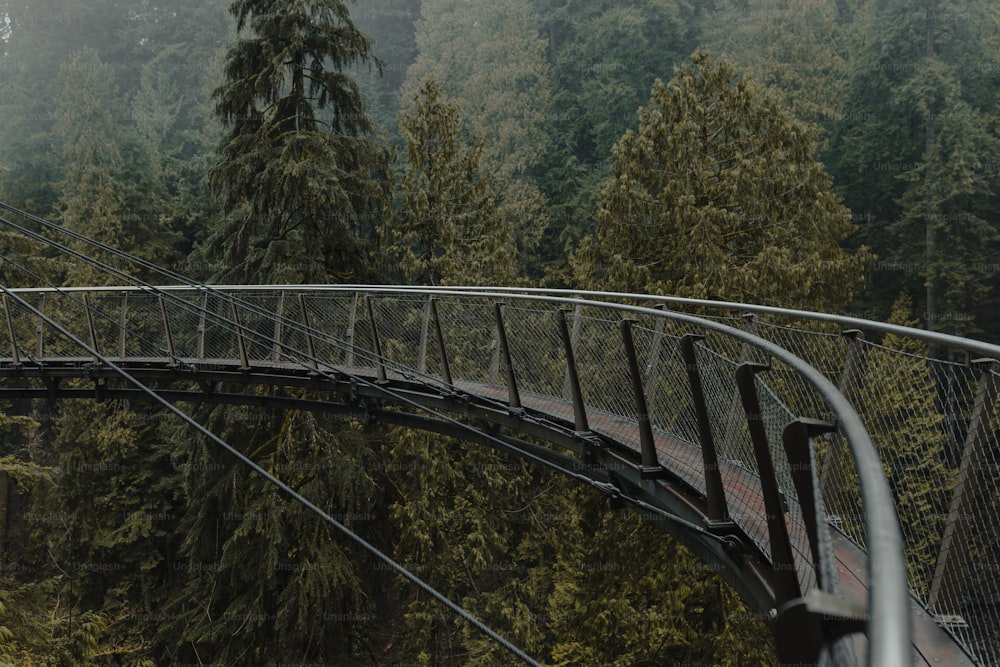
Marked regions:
[699,0,852,130]
[860,294,955,596]
[829,0,1000,335]
[159,405,384,664]
[203,0,391,284]
[573,51,871,310]
[389,79,516,285]
[402,0,551,282]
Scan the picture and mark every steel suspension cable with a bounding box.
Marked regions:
[0,282,544,667]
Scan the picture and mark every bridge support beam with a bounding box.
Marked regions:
[620,319,664,477]
[680,333,728,523]
[494,303,521,410]
[735,361,801,605]
[557,309,588,433]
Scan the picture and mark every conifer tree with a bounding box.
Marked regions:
[402,0,550,282]
[830,0,1000,336]
[573,51,871,310]
[205,0,390,284]
[391,79,516,285]
[55,48,178,286]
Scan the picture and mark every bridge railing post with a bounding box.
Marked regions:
[494,302,521,410]
[82,293,100,363]
[35,292,44,360]
[557,308,588,433]
[429,298,453,387]
[230,302,250,370]
[734,361,801,605]
[620,318,663,476]
[680,333,728,523]
[819,329,866,504]
[2,294,21,367]
[296,294,319,373]
[271,290,285,363]
[365,294,387,383]
[344,293,359,368]
[118,291,128,358]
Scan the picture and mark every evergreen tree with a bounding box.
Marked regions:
[204,0,390,284]
[573,51,871,310]
[530,0,702,283]
[54,47,178,286]
[390,79,516,285]
[402,0,551,282]
[699,0,852,131]
[829,0,1000,336]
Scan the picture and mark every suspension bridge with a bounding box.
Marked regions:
[0,203,997,666]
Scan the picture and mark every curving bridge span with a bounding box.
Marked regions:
[0,283,998,666]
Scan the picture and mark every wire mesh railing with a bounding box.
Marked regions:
[0,284,930,665]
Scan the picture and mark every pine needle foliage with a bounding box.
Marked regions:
[205,0,391,284]
[573,51,871,310]
[390,79,516,285]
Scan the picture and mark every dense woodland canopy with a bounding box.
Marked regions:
[0,0,998,664]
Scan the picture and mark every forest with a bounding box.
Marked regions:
[0,0,998,664]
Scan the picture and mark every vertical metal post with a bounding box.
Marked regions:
[271,290,285,362]
[296,294,318,373]
[489,301,503,385]
[345,293,359,367]
[735,361,801,604]
[429,298,452,386]
[561,303,583,400]
[680,333,728,523]
[197,292,207,361]
[928,359,1000,612]
[117,292,128,358]
[82,293,100,362]
[722,313,760,460]
[365,295,387,383]
[620,319,660,474]
[557,309,588,432]
[820,330,867,502]
[494,302,521,410]
[644,304,668,409]
[417,295,432,374]
[230,302,250,370]
[782,418,837,591]
[159,294,176,366]
[35,292,44,359]
[2,294,20,366]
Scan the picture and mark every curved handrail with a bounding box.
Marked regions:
[5,284,912,664]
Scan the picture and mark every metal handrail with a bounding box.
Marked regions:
[7,284,913,664]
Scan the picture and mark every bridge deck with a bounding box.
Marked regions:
[0,355,975,664]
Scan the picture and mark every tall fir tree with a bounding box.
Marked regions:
[54,47,178,286]
[204,0,390,284]
[390,79,516,285]
[829,0,1000,337]
[402,0,551,282]
[573,51,871,310]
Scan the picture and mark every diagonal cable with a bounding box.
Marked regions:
[0,281,544,667]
